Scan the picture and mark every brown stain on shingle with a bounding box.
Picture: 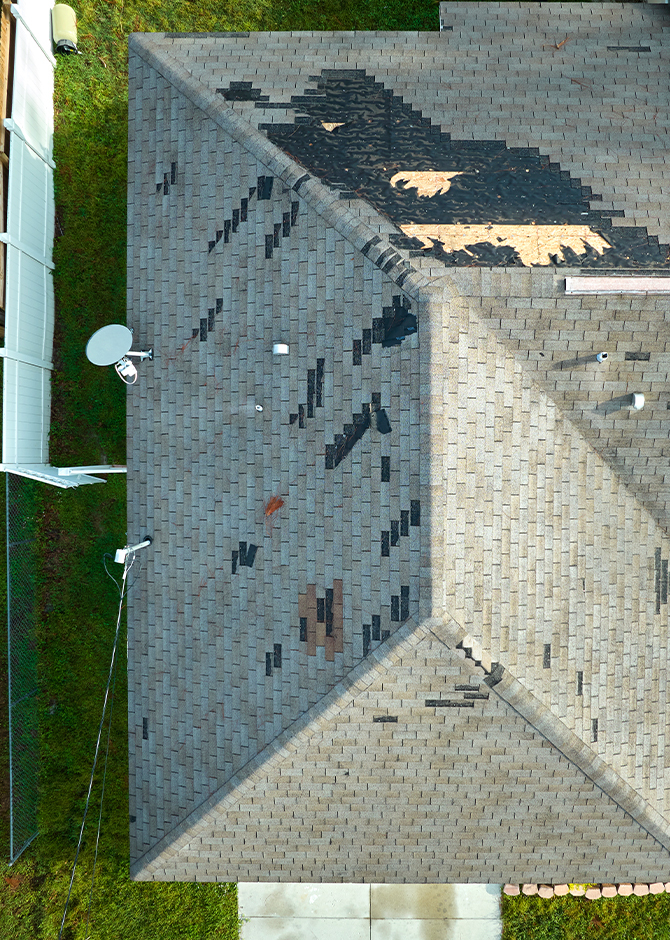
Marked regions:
[299,580,343,660]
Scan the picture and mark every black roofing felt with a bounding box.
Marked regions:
[249,71,668,268]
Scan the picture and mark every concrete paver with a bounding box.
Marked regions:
[371,883,502,921]
[239,883,502,940]
[240,883,371,919]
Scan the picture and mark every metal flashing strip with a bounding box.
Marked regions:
[565,276,670,294]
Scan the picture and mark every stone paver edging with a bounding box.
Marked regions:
[504,882,670,899]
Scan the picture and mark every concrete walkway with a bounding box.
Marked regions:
[238,883,502,940]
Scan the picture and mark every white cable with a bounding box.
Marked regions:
[83,647,119,939]
[58,551,134,940]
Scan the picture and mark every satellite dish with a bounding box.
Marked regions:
[86,325,134,366]
[85,325,153,384]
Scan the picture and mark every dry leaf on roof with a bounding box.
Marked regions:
[265,496,285,516]
[321,122,345,132]
[543,36,570,50]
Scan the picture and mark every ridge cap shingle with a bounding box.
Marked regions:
[128,34,432,301]
[132,607,670,879]
[485,663,670,854]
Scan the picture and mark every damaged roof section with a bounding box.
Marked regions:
[258,71,668,268]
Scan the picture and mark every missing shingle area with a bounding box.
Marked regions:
[363,591,411,656]
[156,161,178,195]
[208,179,295,257]
[290,361,325,427]
[425,677,490,711]
[391,586,410,622]
[350,296,417,369]
[654,547,668,614]
[188,299,222,346]
[263,646,283,677]
[208,184,255,253]
[232,542,258,573]
[217,81,268,102]
[298,582,344,660]
[625,351,650,361]
[257,70,669,268]
[426,699,474,709]
[381,511,418,557]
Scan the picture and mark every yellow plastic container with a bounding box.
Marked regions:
[52,4,78,55]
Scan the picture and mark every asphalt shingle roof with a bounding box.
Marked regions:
[126,4,670,882]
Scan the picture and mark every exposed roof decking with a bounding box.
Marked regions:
[147,3,670,254]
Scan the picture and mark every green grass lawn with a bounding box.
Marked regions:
[502,892,670,940]
[2,2,439,939]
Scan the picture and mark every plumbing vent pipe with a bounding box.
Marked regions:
[273,343,289,355]
[52,4,80,55]
[631,393,644,411]
[596,352,608,363]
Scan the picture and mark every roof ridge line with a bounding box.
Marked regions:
[486,660,670,854]
[130,613,442,878]
[128,34,431,300]
[427,612,670,853]
[423,272,670,537]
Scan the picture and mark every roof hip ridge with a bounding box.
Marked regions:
[128,34,431,300]
[485,660,670,854]
[130,614,439,878]
[427,612,670,854]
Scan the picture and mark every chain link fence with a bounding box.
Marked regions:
[6,472,39,862]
